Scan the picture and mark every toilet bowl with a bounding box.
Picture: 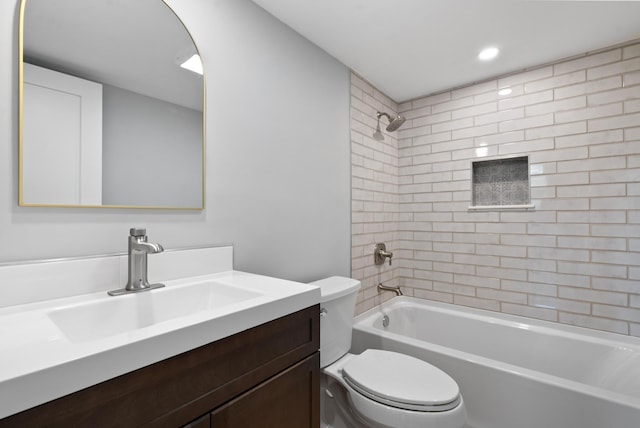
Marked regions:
[312,277,466,428]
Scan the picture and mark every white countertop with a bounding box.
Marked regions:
[0,270,320,419]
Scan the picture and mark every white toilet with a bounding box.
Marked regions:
[312,277,466,428]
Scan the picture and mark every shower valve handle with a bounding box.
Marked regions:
[374,243,393,266]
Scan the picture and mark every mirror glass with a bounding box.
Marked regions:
[19,0,204,209]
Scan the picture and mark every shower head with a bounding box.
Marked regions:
[377,111,406,132]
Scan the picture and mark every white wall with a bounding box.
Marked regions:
[0,0,351,283]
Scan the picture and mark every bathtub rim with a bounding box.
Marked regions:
[355,297,640,349]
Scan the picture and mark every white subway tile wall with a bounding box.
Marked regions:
[350,74,400,313]
[350,41,640,336]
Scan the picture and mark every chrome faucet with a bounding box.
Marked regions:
[108,227,165,296]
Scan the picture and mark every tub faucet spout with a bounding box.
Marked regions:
[108,227,165,296]
[378,283,403,296]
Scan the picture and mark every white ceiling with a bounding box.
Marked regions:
[250,0,640,103]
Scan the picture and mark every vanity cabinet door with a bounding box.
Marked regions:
[210,353,319,428]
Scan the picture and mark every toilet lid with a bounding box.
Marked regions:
[342,349,460,412]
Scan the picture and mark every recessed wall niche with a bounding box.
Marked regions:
[471,156,531,209]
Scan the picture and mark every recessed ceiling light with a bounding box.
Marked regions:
[478,47,499,61]
[180,54,203,75]
[498,88,512,96]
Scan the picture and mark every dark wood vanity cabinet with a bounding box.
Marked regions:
[0,305,320,428]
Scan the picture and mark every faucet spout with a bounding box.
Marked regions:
[108,227,165,296]
[131,241,164,254]
[377,283,403,296]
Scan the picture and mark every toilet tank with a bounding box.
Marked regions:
[310,276,361,368]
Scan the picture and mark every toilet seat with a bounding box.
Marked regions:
[341,349,461,412]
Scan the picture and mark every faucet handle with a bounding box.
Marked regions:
[130,227,147,237]
[374,242,394,266]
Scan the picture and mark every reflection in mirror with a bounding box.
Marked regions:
[20,0,205,209]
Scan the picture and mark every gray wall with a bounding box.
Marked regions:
[102,84,203,208]
[0,0,351,283]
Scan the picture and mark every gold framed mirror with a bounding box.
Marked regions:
[19,0,205,209]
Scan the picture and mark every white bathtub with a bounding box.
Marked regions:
[351,297,640,428]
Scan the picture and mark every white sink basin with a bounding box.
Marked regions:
[48,280,263,343]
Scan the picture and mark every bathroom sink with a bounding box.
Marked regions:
[48,280,263,343]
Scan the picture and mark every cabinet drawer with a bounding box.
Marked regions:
[0,305,319,427]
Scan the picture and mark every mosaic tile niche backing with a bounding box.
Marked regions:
[472,156,529,206]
